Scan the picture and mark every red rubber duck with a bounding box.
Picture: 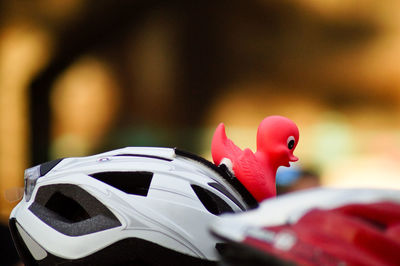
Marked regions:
[211,116,299,202]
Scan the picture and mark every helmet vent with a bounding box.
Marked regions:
[45,192,90,223]
[89,171,153,196]
[191,185,234,215]
[29,184,121,236]
[175,148,258,210]
[208,182,245,211]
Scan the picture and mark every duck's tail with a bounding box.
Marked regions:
[211,123,242,166]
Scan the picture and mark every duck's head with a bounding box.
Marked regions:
[256,116,299,168]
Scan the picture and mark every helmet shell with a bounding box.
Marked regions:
[10,147,254,265]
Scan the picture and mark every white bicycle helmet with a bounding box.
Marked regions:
[9,147,258,266]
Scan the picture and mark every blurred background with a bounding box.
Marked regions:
[1,0,400,231]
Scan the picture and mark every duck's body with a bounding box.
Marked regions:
[211,116,299,202]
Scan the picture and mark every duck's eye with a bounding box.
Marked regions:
[287,136,295,150]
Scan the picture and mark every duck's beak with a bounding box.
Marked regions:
[283,154,298,167]
[289,154,298,162]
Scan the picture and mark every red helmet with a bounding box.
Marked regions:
[211,188,400,266]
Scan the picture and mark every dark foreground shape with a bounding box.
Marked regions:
[10,218,216,266]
